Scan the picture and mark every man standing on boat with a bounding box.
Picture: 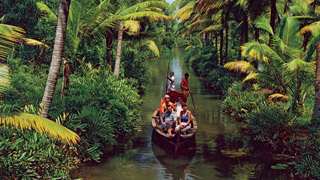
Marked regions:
[158,104,177,136]
[180,72,191,100]
[166,72,175,93]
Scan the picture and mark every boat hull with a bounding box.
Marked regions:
[151,110,197,154]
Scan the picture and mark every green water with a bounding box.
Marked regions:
[72,49,288,180]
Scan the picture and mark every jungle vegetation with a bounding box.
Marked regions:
[173,0,320,178]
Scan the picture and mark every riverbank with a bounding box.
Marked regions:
[185,46,320,179]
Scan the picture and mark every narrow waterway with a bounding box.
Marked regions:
[73,49,286,180]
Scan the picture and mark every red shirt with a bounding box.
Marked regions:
[180,78,188,91]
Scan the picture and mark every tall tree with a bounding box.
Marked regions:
[40,0,71,118]
[313,42,320,118]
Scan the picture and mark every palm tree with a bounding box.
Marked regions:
[40,0,71,118]
[113,1,170,76]
[313,42,320,118]
[0,24,79,145]
[225,16,315,111]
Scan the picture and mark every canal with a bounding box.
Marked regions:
[73,49,286,180]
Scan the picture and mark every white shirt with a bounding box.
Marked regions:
[176,101,182,116]
[167,76,175,92]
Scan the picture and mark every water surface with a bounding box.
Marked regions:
[73,49,285,180]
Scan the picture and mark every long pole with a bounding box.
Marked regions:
[165,58,171,92]
[189,89,196,114]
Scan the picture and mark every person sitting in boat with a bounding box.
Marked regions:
[175,96,183,115]
[158,104,177,135]
[166,71,175,93]
[160,94,174,115]
[174,103,191,135]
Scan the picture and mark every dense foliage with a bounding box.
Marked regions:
[173,0,320,178]
[0,0,175,179]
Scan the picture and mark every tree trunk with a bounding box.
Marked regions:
[312,42,320,118]
[219,29,223,65]
[202,33,206,47]
[313,42,320,117]
[215,32,218,48]
[243,10,248,61]
[270,0,277,32]
[114,22,124,76]
[106,33,112,65]
[40,0,71,118]
[224,14,229,64]
[269,0,277,45]
[238,30,243,60]
[61,61,72,96]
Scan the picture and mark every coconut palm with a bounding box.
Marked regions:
[40,0,71,118]
[225,16,315,111]
[113,1,170,76]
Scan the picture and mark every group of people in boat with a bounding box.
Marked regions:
[157,72,192,136]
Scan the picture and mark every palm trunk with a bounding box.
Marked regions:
[243,10,248,61]
[202,33,206,47]
[215,32,218,48]
[219,29,223,65]
[238,30,243,60]
[269,0,277,46]
[114,22,124,76]
[224,14,229,64]
[106,33,112,65]
[40,0,71,118]
[313,42,320,118]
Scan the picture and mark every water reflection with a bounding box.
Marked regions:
[151,142,195,180]
[72,49,286,180]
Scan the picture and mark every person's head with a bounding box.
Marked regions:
[177,96,183,103]
[170,72,174,76]
[167,104,173,112]
[184,72,189,79]
[182,102,188,111]
[164,94,170,102]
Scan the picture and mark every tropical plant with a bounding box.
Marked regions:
[225,16,315,112]
[113,1,171,76]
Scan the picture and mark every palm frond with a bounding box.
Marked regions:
[304,33,320,62]
[0,113,80,145]
[36,2,57,21]
[122,11,171,21]
[23,38,49,48]
[300,21,320,36]
[224,61,258,74]
[196,0,224,13]
[279,16,300,48]
[0,24,25,61]
[119,1,168,16]
[268,93,289,102]
[243,73,278,86]
[0,64,9,95]
[198,24,222,35]
[145,39,160,57]
[242,41,283,63]
[254,16,274,35]
[124,20,141,34]
[283,58,310,72]
[173,1,196,22]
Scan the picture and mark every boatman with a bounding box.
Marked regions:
[180,72,191,101]
[158,104,177,136]
[166,71,175,93]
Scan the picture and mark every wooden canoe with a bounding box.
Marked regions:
[151,110,197,154]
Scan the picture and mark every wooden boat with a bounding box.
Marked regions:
[151,110,197,154]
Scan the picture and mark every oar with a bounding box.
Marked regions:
[189,89,196,114]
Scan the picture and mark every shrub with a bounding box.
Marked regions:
[0,126,78,179]
[222,82,267,119]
